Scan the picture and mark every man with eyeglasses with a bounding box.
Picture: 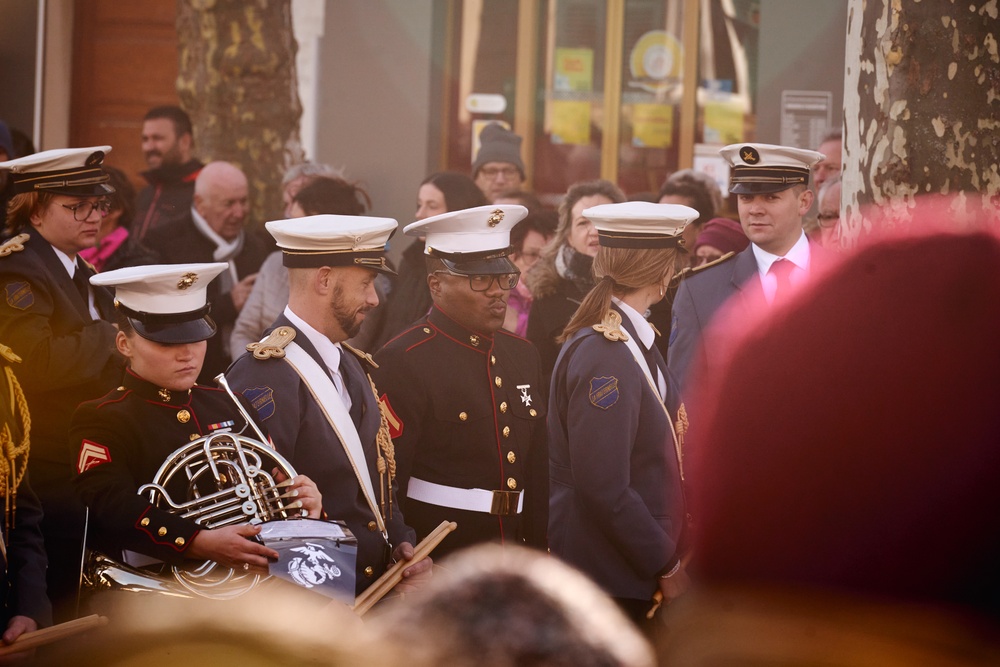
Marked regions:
[372,204,548,558]
[472,123,527,202]
[813,130,843,191]
[813,176,843,248]
[0,146,125,621]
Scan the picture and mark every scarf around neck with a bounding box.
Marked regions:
[555,243,595,294]
[190,206,244,291]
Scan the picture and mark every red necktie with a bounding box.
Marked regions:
[769,259,794,304]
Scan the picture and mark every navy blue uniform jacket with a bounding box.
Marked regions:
[669,242,828,392]
[0,234,122,473]
[372,306,548,558]
[226,315,414,594]
[548,304,684,601]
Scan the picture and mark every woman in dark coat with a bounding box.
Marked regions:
[524,180,624,388]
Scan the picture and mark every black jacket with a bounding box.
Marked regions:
[372,306,548,558]
[72,371,265,564]
[139,216,272,385]
[133,159,204,242]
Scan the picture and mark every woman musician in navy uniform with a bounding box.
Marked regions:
[71,263,320,575]
[547,202,695,625]
[0,146,125,620]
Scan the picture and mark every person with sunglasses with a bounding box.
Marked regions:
[0,146,126,621]
[372,205,548,559]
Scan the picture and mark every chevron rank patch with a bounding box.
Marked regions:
[78,440,111,473]
[379,393,403,439]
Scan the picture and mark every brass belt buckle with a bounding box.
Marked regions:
[490,490,518,515]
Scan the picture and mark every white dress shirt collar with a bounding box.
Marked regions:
[612,296,656,351]
[283,306,343,375]
[751,230,811,276]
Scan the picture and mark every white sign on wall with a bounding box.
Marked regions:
[780,90,833,150]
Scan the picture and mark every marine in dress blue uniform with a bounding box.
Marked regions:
[372,205,548,558]
[226,214,419,595]
[668,143,825,391]
[0,146,125,619]
[547,202,694,623]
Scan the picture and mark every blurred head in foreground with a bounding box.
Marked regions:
[39,584,372,666]
[374,544,655,667]
[687,206,1000,617]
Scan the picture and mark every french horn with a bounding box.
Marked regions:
[83,375,302,599]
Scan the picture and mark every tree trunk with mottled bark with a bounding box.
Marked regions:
[176,0,304,225]
[842,0,1000,245]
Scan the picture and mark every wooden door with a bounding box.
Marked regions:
[70,0,179,189]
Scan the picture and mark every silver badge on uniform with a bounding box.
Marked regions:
[517,384,532,406]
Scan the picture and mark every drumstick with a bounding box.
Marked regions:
[353,520,456,616]
[647,552,693,619]
[0,614,107,656]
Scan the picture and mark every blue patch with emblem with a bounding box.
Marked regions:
[242,386,275,421]
[589,376,619,410]
[669,313,678,346]
[4,282,33,310]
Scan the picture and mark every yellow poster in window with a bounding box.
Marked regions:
[550,100,591,145]
[554,48,594,92]
[632,104,673,148]
[704,99,745,144]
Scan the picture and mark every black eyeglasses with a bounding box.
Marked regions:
[61,200,112,221]
[434,270,520,292]
[479,166,520,179]
[816,212,840,228]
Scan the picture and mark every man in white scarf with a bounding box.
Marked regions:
[139,161,270,384]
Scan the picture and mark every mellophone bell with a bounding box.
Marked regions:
[71,263,348,602]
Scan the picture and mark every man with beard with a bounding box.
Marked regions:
[134,106,204,241]
[225,214,431,598]
[371,205,548,558]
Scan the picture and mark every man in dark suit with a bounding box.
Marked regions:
[0,146,125,620]
[141,161,270,385]
[226,214,430,598]
[371,205,548,559]
[668,142,826,392]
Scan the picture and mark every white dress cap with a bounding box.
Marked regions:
[91,262,228,315]
[265,214,398,274]
[90,262,229,343]
[404,204,528,256]
[719,142,825,194]
[0,145,114,197]
[584,201,697,249]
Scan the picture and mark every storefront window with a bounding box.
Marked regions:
[443,0,520,179]
[441,0,763,202]
[533,0,607,199]
[616,0,687,196]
